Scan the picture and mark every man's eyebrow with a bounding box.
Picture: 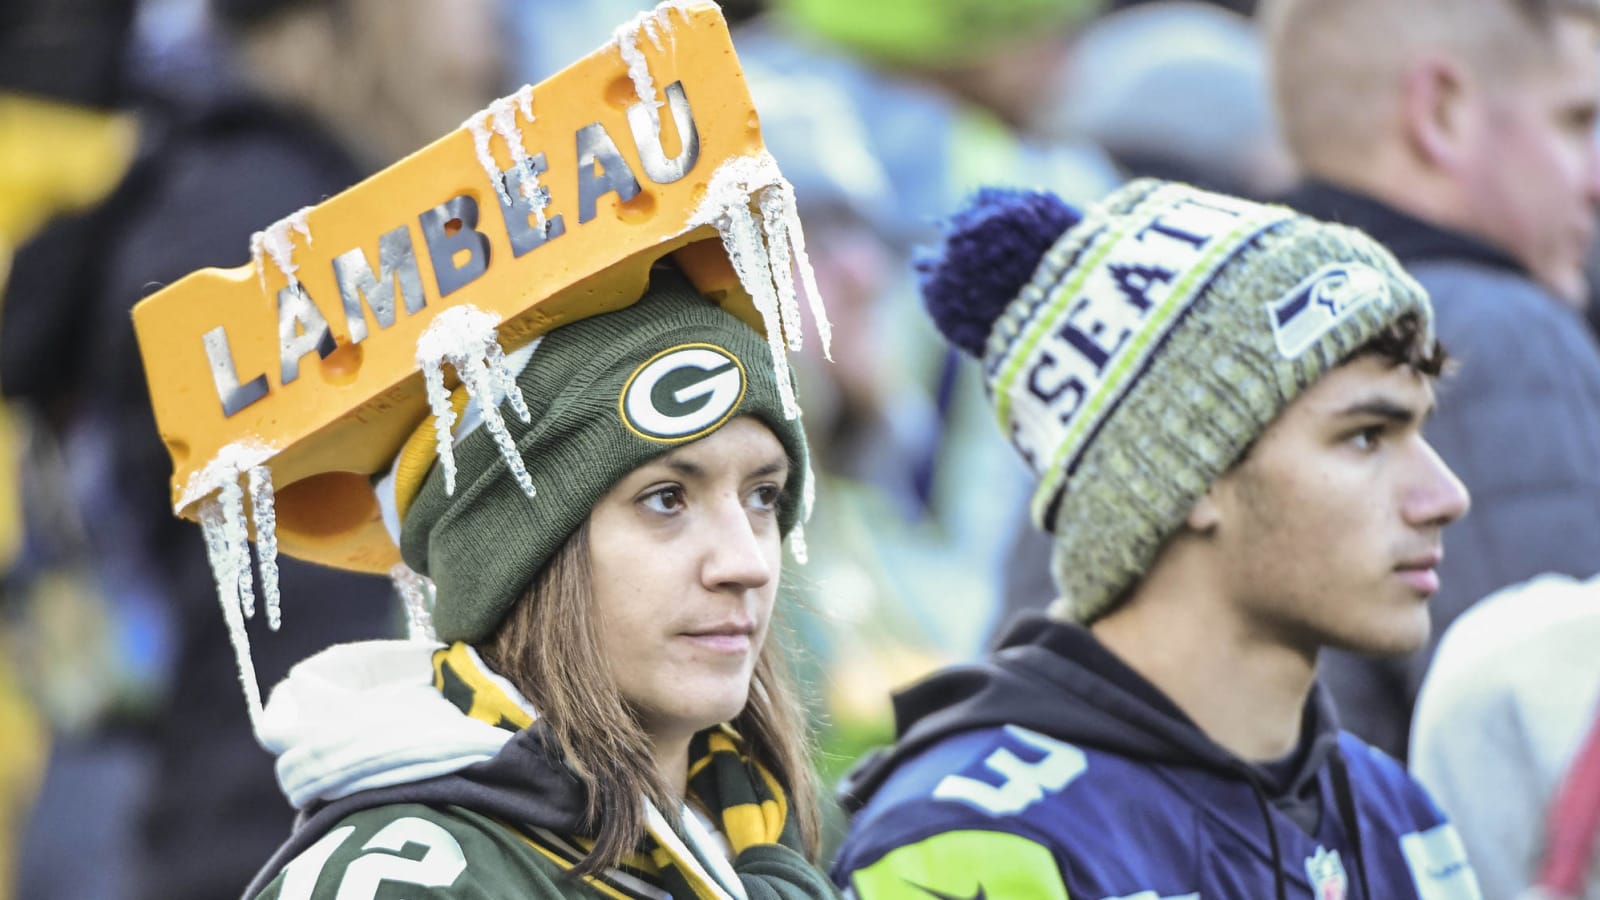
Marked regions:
[1333,396,1435,423]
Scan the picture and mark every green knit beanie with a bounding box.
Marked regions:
[921,178,1435,624]
[399,269,809,643]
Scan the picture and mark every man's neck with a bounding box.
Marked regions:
[1090,577,1318,762]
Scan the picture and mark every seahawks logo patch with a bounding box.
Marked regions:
[1268,262,1391,359]
[620,343,746,442]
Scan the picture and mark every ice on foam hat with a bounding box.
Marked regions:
[918,179,1435,624]
[132,0,831,730]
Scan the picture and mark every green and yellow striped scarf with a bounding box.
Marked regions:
[432,643,801,899]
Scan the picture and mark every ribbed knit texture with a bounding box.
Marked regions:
[401,271,807,643]
[968,179,1433,624]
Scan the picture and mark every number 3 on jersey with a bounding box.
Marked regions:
[933,726,1087,816]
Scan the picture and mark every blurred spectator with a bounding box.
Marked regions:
[1037,0,1293,200]
[1262,0,1600,762]
[1,0,502,896]
[1411,573,1600,899]
[0,2,139,897]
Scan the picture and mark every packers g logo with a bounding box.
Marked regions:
[620,343,747,442]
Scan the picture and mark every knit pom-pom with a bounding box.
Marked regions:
[916,187,1082,357]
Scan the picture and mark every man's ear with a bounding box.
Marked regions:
[1186,486,1224,534]
[1402,55,1472,171]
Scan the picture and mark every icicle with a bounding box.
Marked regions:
[463,115,511,208]
[390,563,438,642]
[455,351,537,499]
[178,440,278,515]
[419,355,460,495]
[801,452,817,524]
[249,232,268,293]
[757,186,804,353]
[185,442,285,731]
[217,472,255,620]
[494,87,548,217]
[463,85,546,218]
[614,26,662,135]
[641,17,664,51]
[415,306,536,498]
[513,83,534,122]
[484,336,535,424]
[722,201,798,419]
[787,452,817,564]
[201,497,264,730]
[612,1,697,133]
[249,206,314,295]
[761,180,832,360]
[789,522,809,565]
[687,151,837,419]
[248,466,282,631]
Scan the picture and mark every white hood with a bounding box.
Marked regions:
[256,640,530,810]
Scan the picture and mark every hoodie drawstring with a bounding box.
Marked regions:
[1250,756,1375,900]
[1329,750,1373,900]
[1247,778,1290,900]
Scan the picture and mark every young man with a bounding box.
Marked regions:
[1262,0,1600,760]
[831,180,1483,899]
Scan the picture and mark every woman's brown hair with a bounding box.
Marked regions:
[477,518,821,876]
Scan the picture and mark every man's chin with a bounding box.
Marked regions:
[1331,614,1431,658]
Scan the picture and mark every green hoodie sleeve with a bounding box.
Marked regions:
[733,843,843,900]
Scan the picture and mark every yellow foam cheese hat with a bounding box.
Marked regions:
[133,1,807,574]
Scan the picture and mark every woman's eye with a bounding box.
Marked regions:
[749,484,784,512]
[641,486,685,513]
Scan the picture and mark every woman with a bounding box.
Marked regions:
[242,267,835,899]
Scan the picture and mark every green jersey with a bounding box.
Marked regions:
[245,641,834,900]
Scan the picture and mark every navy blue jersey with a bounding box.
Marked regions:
[832,616,1482,900]
[836,725,1477,899]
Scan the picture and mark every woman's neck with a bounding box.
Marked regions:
[652,732,692,801]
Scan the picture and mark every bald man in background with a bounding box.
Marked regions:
[1263,0,1600,761]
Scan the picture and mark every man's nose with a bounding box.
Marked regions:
[1406,439,1471,528]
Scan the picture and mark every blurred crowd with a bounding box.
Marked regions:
[2,0,1598,897]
